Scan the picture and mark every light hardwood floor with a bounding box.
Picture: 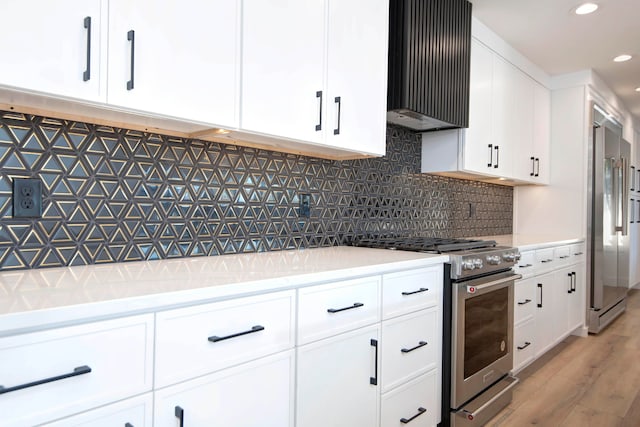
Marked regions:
[487,289,640,427]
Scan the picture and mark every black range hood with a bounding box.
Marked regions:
[387,0,472,131]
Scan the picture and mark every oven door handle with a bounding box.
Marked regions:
[466,273,522,294]
[461,375,519,420]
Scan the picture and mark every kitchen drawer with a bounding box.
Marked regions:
[42,393,152,427]
[513,318,535,373]
[571,242,586,263]
[514,277,536,325]
[155,290,295,388]
[514,250,535,278]
[554,245,572,266]
[382,266,442,320]
[380,369,438,427]
[535,248,555,273]
[381,307,439,392]
[0,314,153,427]
[298,276,381,345]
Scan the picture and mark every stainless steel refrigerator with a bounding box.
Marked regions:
[587,104,631,334]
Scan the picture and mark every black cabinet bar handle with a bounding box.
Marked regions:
[400,407,427,424]
[517,342,531,350]
[370,339,378,385]
[530,156,535,176]
[494,145,500,169]
[637,200,640,222]
[487,144,493,167]
[541,259,553,263]
[518,263,533,268]
[175,406,184,427]
[402,287,429,296]
[517,299,532,306]
[631,166,635,191]
[637,169,640,194]
[631,198,635,224]
[0,365,91,395]
[537,283,543,308]
[571,272,576,293]
[567,272,573,293]
[83,17,91,81]
[125,423,134,427]
[401,341,428,353]
[315,90,323,131]
[333,96,341,135]
[535,158,540,177]
[327,302,363,313]
[574,252,584,256]
[208,325,264,343]
[559,255,570,259]
[127,30,135,90]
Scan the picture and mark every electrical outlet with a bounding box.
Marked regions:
[13,178,42,218]
[299,193,311,218]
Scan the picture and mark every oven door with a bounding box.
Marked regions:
[451,271,519,409]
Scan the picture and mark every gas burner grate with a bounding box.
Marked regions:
[351,236,497,253]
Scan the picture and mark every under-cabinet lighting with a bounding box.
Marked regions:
[635,87,640,92]
[574,3,598,15]
[212,128,231,135]
[613,54,632,62]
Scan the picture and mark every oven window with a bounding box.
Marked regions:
[464,287,509,379]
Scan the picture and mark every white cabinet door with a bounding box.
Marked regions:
[380,370,439,427]
[325,0,388,155]
[534,272,557,357]
[241,0,325,143]
[567,263,586,333]
[491,55,521,179]
[42,393,152,427]
[532,82,551,184]
[154,351,295,427]
[296,325,380,427]
[0,0,106,102]
[108,0,239,127]
[463,39,495,175]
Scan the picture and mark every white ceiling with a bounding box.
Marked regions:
[470,0,640,126]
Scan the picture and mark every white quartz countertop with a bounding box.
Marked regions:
[477,234,585,251]
[0,246,447,335]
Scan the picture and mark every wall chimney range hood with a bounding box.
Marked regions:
[387,0,472,131]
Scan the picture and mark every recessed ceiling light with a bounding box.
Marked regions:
[636,87,640,92]
[575,3,599,15]
[613,54,632,62]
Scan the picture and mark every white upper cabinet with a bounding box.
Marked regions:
[107,0,239,128]
[325,0,388,155]
[242,0,388,156]
[241,0,326,144]
[0,0,107,102]
[462,38,495,175]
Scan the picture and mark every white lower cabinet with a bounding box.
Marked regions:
[154,350,295,427]
[380,370,438,427]
[296,325,380,427]
[513,242,587,373]
[42,393,153,427]
[0,315,153,427]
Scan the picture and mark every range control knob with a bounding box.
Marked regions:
[473,258,483,269]
[462,260,476,271]
[503,253,517,262]
[486,255,501,265]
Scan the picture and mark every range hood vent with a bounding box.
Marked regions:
[387,0,472,131]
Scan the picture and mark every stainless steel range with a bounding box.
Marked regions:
[351,237,521,427]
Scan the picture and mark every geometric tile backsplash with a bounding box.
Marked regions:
[0,110,512,270]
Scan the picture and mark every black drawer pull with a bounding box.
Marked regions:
[327,302,364,313]
[517,299,532,306]
[0,365,91,395]
[175,406,184,427]
[574,252,583,256]
[541,259,553,263]
[125,423,134,427]
[208,325,264,343]
[401,341,428,353]
[517,342,531,350]
[400,407,426,424]
[559,255,570,259]
[518,264,533,268]
[402,287,429,296]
